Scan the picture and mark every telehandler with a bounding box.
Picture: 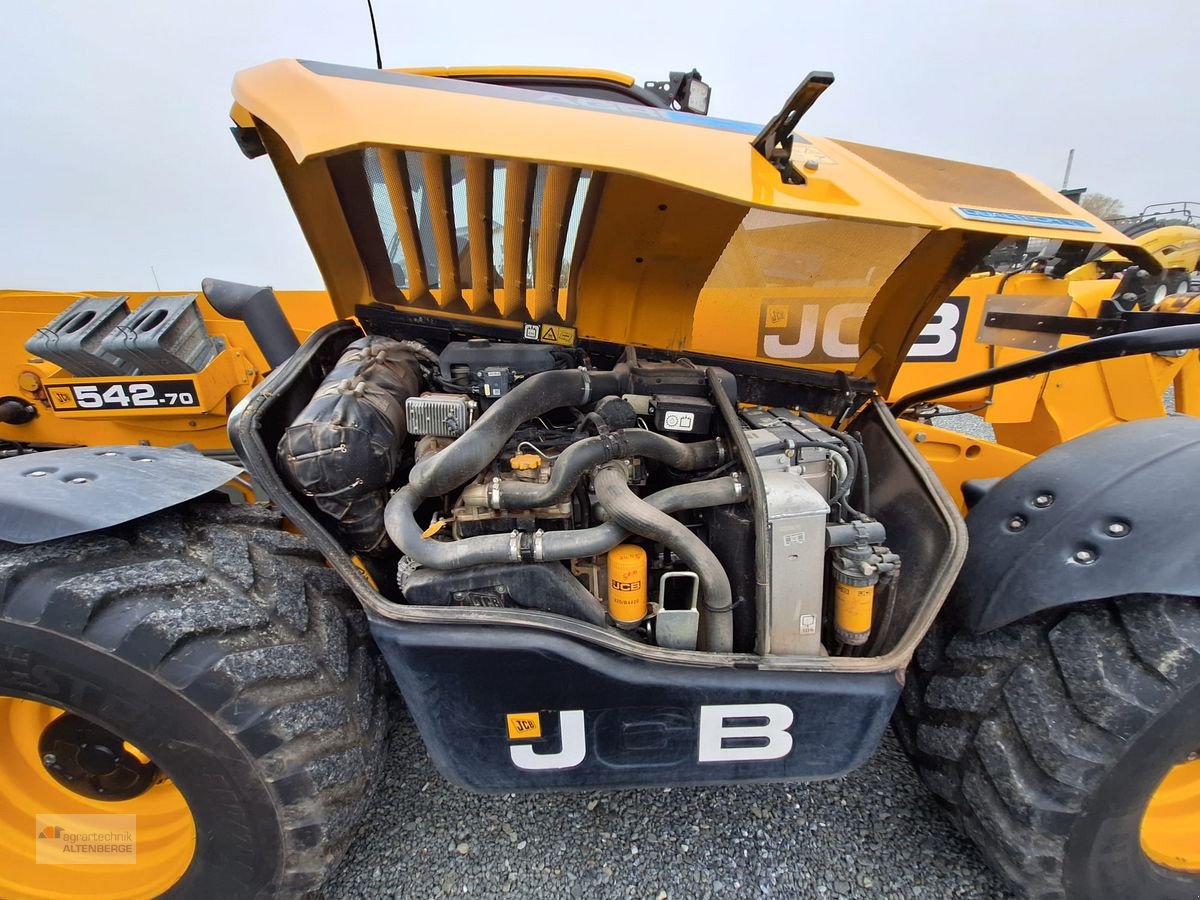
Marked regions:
[1,61,1198,900]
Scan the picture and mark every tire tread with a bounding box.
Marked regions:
[896,596,1200,898]
[0,500,388,897]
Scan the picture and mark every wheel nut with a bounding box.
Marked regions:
[1033,493,1054,508]
[1074,549,1096,564]
[1106,522,1129,536]
[42,753,57,766]
[1008,516,1026,531]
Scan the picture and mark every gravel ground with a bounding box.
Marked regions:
[326,410,1013,900]
[325,708,1012,899]
[928,410,994,443]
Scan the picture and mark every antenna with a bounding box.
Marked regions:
[366,0,383,69]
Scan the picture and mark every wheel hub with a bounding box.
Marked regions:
[1141,745,1200,872]
[38,713,161,801]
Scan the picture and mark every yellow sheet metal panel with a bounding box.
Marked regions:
[234,60,1141,245]
[501,161,534,318]
[258,122,377,315]
[232,60,942,227]
[463,155,494,310]
[573,175,746,351]
[531,165,579,321]
[899,418,1034,513]
[420,153,462,305]
[375,148,429,298]
[231,58,1156,387]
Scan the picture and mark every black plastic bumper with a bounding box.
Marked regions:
[370,616,900,792]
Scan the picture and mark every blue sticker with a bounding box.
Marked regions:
[952,206,1099,232]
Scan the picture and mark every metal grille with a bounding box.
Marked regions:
[364,148,592,323]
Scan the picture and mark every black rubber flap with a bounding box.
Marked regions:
[0,445,242,544]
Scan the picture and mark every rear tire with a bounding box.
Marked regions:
[896,596,1200,899]
[0,500,389,899]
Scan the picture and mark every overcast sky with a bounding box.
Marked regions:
[3,0,1195,292]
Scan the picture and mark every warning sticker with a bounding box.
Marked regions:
[506,712,542,740]
[524,323,577,347]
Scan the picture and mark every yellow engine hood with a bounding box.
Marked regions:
[231,58,1152,391]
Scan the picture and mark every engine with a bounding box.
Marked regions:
[277,333,898,658]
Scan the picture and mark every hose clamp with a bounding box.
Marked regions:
[714,436,727,464]
[731,471,745,499]
[578,367,592,405]
[513,530,542,563]
[488,476,503,509]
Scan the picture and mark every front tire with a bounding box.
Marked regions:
[0,500,389,899]
[896,596,1200,899]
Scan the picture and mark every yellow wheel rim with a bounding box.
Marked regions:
[1141,751,1200,872]
[0,696,196,900]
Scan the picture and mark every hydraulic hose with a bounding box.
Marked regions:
[408,368,622,499]
[592,463,734,653]
[385,477,744,571]
[466,430,724,510]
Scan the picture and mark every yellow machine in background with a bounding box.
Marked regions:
[881,214,1200,508]
[0,288,333,452]
[1070,202,1200,294]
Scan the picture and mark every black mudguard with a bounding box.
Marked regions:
[950,416,1200,633]
[0,445,241,543]
[369,617,898,791]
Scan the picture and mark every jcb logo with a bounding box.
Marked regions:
[611,580,642,591]
[506,703,794,771]
[760,296,968,363]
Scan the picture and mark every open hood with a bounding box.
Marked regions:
[231,59,1153,390]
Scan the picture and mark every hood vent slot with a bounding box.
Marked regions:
[364,148,591,325]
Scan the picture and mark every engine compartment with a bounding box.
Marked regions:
[275,328,911,659]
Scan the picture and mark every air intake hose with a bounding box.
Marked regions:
[407,367,623,499]
[201,277,300,368]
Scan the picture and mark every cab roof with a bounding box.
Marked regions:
[231,58,1153,389]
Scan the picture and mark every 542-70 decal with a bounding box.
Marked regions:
[760,296,969,364]
[46,379,201,412]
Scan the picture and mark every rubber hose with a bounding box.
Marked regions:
[592,463,734,652]
[540,476,743,559]
[385,477,744,570]
[488,430,723,510]
[201,277,300,368]
[408,368,622,499]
